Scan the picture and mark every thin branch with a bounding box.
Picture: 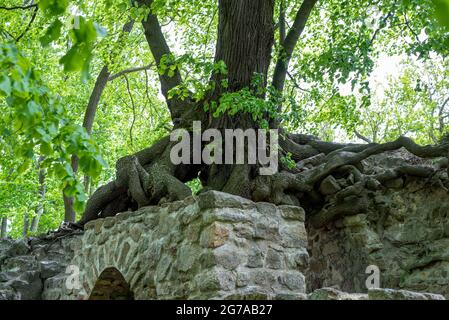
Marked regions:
[404,12,421,45]
[16,6,38,42]
[160,16,175,27]
[1,28,16,40]
[202,7,218,56]
[137,0,183,116]
[124,75,137,147]
[0,4,37,10]
[367,11,394,49]
[287,71,311,92]
[108,64,154,81]
[354,130,372,143]
[441,96,449,109]
[144,69,163,123]
[272,0,318,93]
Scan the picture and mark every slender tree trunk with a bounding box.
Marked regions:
[84,176,91,195]
[63,21,135,221]
[279,0,286,43]
[63,66,111,222]
[272,0,317,93]
[31,157,46,232]
[63,157,79,222]
[23,214,30,238]
[1,217,7,238]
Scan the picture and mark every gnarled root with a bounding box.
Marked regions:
[263,135,449,227]
[309,195,370,229]
[79,132,449,229]
[78,136,193,226]
[252,171,311,205]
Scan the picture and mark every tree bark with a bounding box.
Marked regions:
[214,0,275,92]
[272,0,318,93]
[279,0,286,43]
[1,217,7,238]
[23,214,30,238]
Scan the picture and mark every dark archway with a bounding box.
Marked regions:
[89,267,134,300]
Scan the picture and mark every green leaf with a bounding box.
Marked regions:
[40,142,53,156]
[17,159,32,175]
[433,0,449,29]
[40,19,63,47]
[0,75,12,96]
[38,0,69,16]
[25,100,41,117]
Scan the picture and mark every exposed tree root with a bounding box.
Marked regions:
[78,136,194,225]
[77,132,449,229]
[309,195,370,229]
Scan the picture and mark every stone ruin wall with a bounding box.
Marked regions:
[1,149,449,300]
[308,178,449,296]
[1,191,308,300]
[307,151,449,298]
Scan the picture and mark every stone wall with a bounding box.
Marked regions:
[307,167,449,298]
[0,234,79,299]
[1,183,448,300]
[1,191,308,300]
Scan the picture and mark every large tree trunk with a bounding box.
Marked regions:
[214,0,274,92]
[198,0,276,197]
[75,0,449,229]
[77,0,276,226]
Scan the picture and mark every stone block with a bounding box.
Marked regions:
[279,205,306,222]
[200,222,230,248]
[198,191,255,210]
[368,288,445,300]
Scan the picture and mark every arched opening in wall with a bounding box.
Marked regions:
[89,267,134,300]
